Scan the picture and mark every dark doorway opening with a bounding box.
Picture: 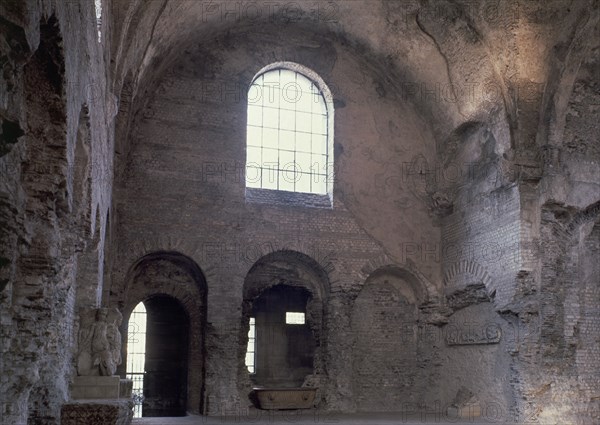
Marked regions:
[143,295,189,417]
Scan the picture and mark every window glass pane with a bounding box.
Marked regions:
[312,154,328,174]
[295,132,311,153]
[279,130,295,151]
[279,150,295,170]
[279,169,295,191]
[246,126,261,146]
[262,168,278,189]
[313,93,327,115]
[296,151,311,174]
[247,105,262,126]
[313,175,327,194]
[262,148,279,167]
[263,128,278,149]
[263,107,279,129]
[296,172,312,193]
[283,82,301,107]
[280,87,296,111]
[312,134,327,155]
[312,113,327,135]
[263,85,279,108]
[246,146,261,165]
[280,109,295,131]
[296,89,313,113]
[286,312,305,324]
[296,112,311,133]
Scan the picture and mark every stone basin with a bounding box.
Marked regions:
[251,388,317,410]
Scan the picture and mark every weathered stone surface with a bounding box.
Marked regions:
[60,400,133,425]
[0,1,598,424]
[71,376,121,400]
[77,307,123,377]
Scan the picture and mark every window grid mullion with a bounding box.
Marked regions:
[293,71,298,192]
[247,68,329,195]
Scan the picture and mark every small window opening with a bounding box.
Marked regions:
[286,312,305,325]
[245,64,333,198]
[245,317,256,373]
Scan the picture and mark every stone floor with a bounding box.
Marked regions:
[133,412,511,425]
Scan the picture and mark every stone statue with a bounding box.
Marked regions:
[76,309,97,376]
[107,309,123,373]
[77,307,123,376]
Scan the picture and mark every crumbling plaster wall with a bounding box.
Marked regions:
[0,0,597,423]
[106,0,599,422]
[0,0,113,423]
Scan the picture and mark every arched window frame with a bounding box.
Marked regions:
[245,62,334,207]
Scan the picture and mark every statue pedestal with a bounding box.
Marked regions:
[71,376,121,400]
[65,377,134,425]
[61,400,133,425]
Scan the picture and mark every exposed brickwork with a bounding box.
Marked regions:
[0,1,598,424]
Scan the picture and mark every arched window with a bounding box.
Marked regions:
[245,63,333,199]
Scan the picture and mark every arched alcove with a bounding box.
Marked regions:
[240,250,329,404]
[351,266,423,411]
[119,252,207,415]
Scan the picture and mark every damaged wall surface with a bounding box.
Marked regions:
[0,1,598,424]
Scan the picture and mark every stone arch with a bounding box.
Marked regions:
[119,251,208,415]
[351,266,422,411]
[360,256,437,303]
[239,250,330,404]
[444,259,493,290]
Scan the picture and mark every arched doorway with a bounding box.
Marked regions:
[119,252,207,416]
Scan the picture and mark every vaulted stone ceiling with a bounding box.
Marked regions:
[110,0,598,175]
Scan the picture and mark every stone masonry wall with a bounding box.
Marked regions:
[108,26,445,415]
[0,1,113,423]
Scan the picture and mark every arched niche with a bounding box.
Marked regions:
[119,251,207,416]
[239,250,329,401]
[351,266,424,411]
